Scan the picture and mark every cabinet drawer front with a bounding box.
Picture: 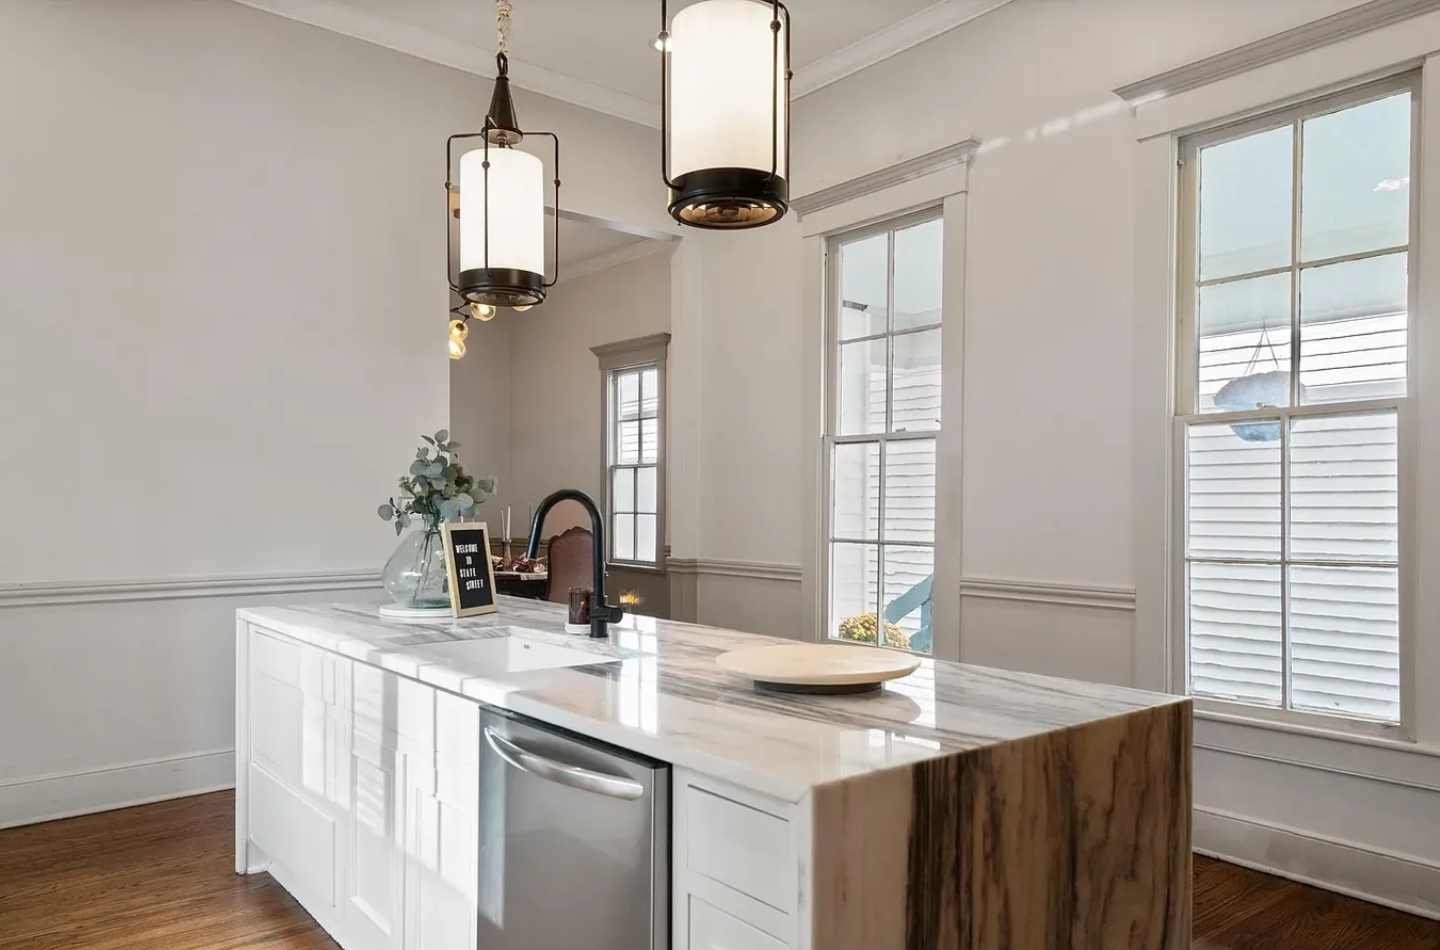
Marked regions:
[251,629,342,704]
[689,896,786,950]
[687,786,794,912]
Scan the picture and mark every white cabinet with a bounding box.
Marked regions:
[240,624,480,950]
[673,769,799,950]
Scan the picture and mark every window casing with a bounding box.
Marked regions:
[823,210,943,655]
[1174,75,1418,733]
[594,334,669,570]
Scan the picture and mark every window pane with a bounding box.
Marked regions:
[893,219,942,332]
[830,442,878,540]
[829,543,881,643]
[1299,252,1407,403]
[1197,272,1292,413]
[641,418,658,464]
[1289,564,1399,722]
[1289,411,1397,562]
[839,233,888,340]
[892,329,940,432]
[613,513,635,561]
[883,439,936,544]
[838,338,887,435]
[1189,561,1282,707]
[641,367,659,418]
[618,420,640,464]
[1199,125,1293,281]
[636,514,657,563]
[882,546,934,655]
[618,371,641,421]
[1187,422,1281,558]
[636,466,657,515]
[1301,92,1410,262]
[612,468,635,514]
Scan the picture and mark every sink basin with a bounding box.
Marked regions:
[414,629,618,675]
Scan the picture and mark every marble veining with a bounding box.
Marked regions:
[238,596,1184,802]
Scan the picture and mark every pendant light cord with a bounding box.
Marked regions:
[496,0,512,57]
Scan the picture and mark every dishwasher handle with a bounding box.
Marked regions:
[484,727,647,801]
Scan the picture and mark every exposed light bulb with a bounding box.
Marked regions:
[470,302,496,321]
[448,318,470,342]
[448,335,466,360]
[513,304,532,312]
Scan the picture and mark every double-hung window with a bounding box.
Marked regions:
[1176,76,1416,727]
[824,211,943,655]
[594,334,669,569]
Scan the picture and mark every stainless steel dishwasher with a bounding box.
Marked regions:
[476,708,669,950]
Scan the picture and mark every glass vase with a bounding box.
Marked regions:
[382,524,451,609]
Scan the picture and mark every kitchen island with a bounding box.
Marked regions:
[235,597,1190,950]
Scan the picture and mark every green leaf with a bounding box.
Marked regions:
[409,459,427,476]
[421,434,436,446]
[426,461,444,478]
[435,429,449,442]
[394,521,403,536]
[447,441,461,451]
[430,477,447,491]
[456,493,474,511]
[378,503,394,521]
[416,448,427,459]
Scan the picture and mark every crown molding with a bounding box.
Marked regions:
[666,559,803,583]
[229,0,659,128]
[563,237,675,284]
[792,0,1014,98]
[1115,0,1440,105]
[791,139,979,219]
[233,0,1012,129]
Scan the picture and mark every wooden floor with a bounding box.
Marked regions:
[1,792,1437,949]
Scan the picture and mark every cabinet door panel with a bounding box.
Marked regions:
[346,747,407,950]
[249,762,337,910]
[408,786,477,950]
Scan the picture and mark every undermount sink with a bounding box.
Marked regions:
[414,629,618,675]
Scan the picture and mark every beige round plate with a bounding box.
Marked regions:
[716,642,920,694]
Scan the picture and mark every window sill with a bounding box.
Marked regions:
[1191,699,1411,744]
[607,561,666,577]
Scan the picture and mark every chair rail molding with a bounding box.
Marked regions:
[958,576,1137,611]
[0,570,381,608]
[666,558,802,583]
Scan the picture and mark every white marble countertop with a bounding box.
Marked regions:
[238,597,1185,802]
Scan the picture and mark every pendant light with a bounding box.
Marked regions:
[446,0,560,311]
[658,0,791,229]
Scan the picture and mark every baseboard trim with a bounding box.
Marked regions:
[0,749,235,829]
[1194,805,1440,921]
[667,559,802,583]
[958,576,1137,611]
[0,570,381,608]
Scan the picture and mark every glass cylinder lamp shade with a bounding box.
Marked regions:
[458,146,546,306]
[667,0,788,228]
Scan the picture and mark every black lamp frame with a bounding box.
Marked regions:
[658,0,792,229]
[446,53,561,309]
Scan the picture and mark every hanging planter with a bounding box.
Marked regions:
[1214,370,1290,442]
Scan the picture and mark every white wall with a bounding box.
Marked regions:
[0,0,663,825]
[679,0,1440,916]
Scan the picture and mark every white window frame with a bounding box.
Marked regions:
[592,333,670,573]
[822,207,944,655]
[1171,74,1420,739]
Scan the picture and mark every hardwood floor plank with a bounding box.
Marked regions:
[2,792,1439,949]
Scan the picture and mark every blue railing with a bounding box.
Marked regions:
[884,574,933,653]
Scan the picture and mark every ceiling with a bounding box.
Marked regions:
[234,0,1011,125]
[557,216,651,270]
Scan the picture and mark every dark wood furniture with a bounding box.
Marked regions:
[543,526,593,604]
